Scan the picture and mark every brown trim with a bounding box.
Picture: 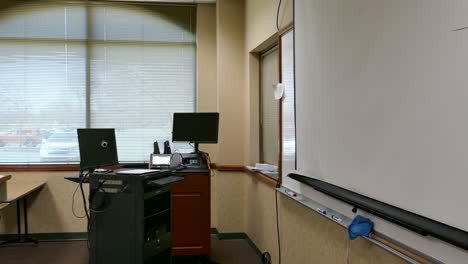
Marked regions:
[259,51,264,164]
[278,75,283,186]
[0,164,123,172]
[0,165,81,172]
[244,167,278,188]
[370,234,433,264]
[278,22,294,36]
[214,165,245,172]
[194,164,279,188]
[277,32,283,187]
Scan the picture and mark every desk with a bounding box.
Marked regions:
[0,181,45,246]
[0,174,11,201]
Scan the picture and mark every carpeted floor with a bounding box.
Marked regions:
[0,236,261,264]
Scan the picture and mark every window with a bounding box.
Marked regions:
[260,46,279,165]
[0,1,196,164]
[280,29,296,175]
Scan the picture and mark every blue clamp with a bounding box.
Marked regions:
[348,215,373,240]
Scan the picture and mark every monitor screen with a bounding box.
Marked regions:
[77,128,118,170]
[172,112,219,143]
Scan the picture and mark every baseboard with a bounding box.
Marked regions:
[210,228,263,259]
[217,232,248,240]
[0,232,87,242]
[210,228,219,235]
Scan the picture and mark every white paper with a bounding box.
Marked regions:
[247,163,278,172]
[116,169,159,175]
[274,83,285,100]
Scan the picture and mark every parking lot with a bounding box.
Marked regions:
[0,128,80,164]
[0,144,44,163]
[0,128,192,164]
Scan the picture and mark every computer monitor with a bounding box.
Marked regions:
[172,112,219,152]
[77,128,118,171]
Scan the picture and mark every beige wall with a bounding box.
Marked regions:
[242,175,406,264]
[0,172,87,234]
[245,0,293,52]
[212,171,245,233]
[197,3,219,163]
[216,0,246,165]
[244,175,279,260]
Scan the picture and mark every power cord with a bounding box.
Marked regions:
[72,174,88,219]
[86,178,128,250]
[89,180,111,214]
[345,239,350,264]
[275,189,282,264]
[199,150,215,178]
[276,0,283,31]
[78,171,90,221]
[88,179,107,208]
[75,170,92,250]
[89,184,128,214]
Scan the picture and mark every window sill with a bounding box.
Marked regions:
[0,165,81,172]
[0,164,124,172]
[244,166,278,188]
[179,163,279,188]
[212,164,245,171]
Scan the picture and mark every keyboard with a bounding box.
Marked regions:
[147,175,184,187]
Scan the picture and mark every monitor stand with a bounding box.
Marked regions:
[181,144,207,170]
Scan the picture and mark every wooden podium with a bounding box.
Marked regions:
[172,170,211,256]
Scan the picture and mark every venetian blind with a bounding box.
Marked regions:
[0,1,86,163]
[89,3,196,162]
[0,0,196,164]
[260,47,279,165]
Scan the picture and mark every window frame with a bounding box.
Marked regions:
[248,23,295,187]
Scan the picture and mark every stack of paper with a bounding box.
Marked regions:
[246,163,278,172]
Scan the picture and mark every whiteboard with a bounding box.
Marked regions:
[287,0,468,263]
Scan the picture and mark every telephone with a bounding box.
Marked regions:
[149,154,171,169]
[149,153,207,170]
[177,153,207,169]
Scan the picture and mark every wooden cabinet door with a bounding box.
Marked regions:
[171,173,211,256]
